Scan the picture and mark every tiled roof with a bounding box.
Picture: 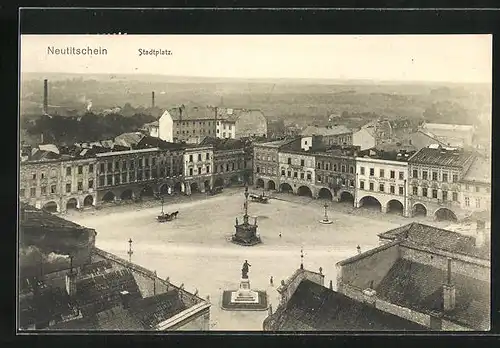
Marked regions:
[218,108,265,123]
[95,305,145,330]
[255,138,299,148]
[378,222,490,260]
[462,156,491,183]
[136,135,185,151]
[199,136,245,150]
[128,290,187,329]
[20,203,87,230]
[300,125,352,137]
[30,149,61,161]
[75,268,142,317]
[270,280,427,331]
[408,147,475,168]
[114,132,145,148]
[167,106,216,121]
[376,259,490,330]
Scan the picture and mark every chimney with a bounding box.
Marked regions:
[151,91,155,108]
[119,290,131,309]
[65,256,77,297]
[43,79,48,114]
[40,133,44,144]
[443,258,456,312]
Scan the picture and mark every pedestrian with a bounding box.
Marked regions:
[270,276,273,286]
[279,232,282,238]
[357,245,361,254]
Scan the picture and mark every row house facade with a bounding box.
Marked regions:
[277,148,317,197]
[314,147,358,203]
[20,157,98,213]
[95,147,185,203]
[253,140,287,191]
[460,156,491,216]
[183,145,214,194]
[355,152,411,217]
[407,146,476,221]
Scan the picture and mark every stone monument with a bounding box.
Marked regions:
[221,260,268,311]
[319,202,333,224]
[231,183,262,246]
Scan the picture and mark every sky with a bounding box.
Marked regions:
[21,35,492,83]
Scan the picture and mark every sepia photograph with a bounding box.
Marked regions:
[18,33,492,332]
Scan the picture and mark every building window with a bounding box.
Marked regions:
[412,169,418,178]
[220,165,224,173]
[341,165,346,173]
[206,153,210,160]
[360,167,365,175]
[130,160,135,169]
[294,172,298,178]
[206,165,211,173]
[360,181,365,190]
[390,185,395,194]
[390,170,395,179]
[122,173,127,183]
[66,183,71,193]
[317,175,322,182]
[350,166,354,174]
[422,188,428,197]
[452,192,458,201]
[50,185,57,194]
[412,186,418,195]
[399,171,404,180]
[107,162,112,171]
[232,163,235,171]
[41,186,47,195]
[99,177,105,186]
[452,174,458,183]
[77,181,83,191]
[89,179,94,189]
[432,172,438,181]
[256,167,260,173]
[475,186,480,192]
[78,166,83,174]
[189,155,193,162]
[307,173,312,180]
[41,172,45,179]
[300,173,305,179]
[442,173,448,182]
[432,189,438,199]
[115,161,120,170]
[465,184,470,191]
[300,159,305,166]
[281,169,286,176]
[317,163,321,169]
[287,158,292,165]
[442,191,448,201]
[66,167,71,176]
[107,175,113,185]
[422,171,428,180]
[379,184,385,192]
[465,197,470,207]
[31,173,36,180]
[380,169,384,178]
[370,168,374,176]
[30,188,36,196]
[399,186,404,195]
[189,168,193,176]
[114,174,120,185]
[198,154,202,161]
[349,179,354,187]
[226,164,229,172]
[369,182,374,191]
[287,171,291,177]
[145,158,149,167]
[476,198,481,208]
[130,172,135,181]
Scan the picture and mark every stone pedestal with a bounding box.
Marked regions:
[230,278,259,304]
[231,222,262,246]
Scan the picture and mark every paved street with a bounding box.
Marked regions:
[65,187,461,330]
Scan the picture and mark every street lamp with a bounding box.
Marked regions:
[319,202,333,224]
[127,238,133,263]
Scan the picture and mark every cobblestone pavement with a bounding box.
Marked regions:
[65,188,471,330]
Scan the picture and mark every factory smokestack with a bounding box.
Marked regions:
[43,79,48,115]
[152,91,155,108]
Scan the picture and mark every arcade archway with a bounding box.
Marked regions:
[297,186,313,198]
[339,191,355,204]
[268,180,276,191]
[140,186,154,198]
[387,200,404,215]
[214,178,224,188]
[435,208,458,222]
[230,175,240,186]
[83,195,94,207]
[256,178,265,188]
[412,203,427,217]
[204,180,211,191]
[173,182,183,193]
[160,184,170,194]
[121,190,133,200]
[102,191,115,202]
[43,201,58,213]
[318,188,333,200]
[358,196,382,211]
[66,198,78,210]
[280,183,293,194]
[190,182,199,193]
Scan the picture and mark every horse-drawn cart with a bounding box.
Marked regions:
[250,192,269,203]
[207,186,223,196]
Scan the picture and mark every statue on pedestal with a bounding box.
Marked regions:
[242,260,251,279]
